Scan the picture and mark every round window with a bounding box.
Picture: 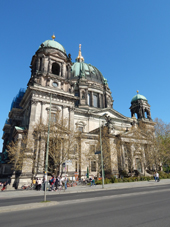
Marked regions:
[52,82,58,88]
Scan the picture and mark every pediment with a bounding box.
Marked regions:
[49,51,67,60]
[92,108,129,121]
[120,129,148,140]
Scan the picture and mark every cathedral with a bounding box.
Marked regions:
[1,35,155,186]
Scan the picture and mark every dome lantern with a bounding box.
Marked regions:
[76,44,84,62]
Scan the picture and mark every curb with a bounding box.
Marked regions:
[1,186,170,214]
[0,201,58,214]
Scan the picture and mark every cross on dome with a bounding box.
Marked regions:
[51,34,55,40]
[76,44,84,62]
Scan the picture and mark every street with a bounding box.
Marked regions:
[1,184,170,227]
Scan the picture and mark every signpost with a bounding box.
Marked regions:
[65,160,72,166]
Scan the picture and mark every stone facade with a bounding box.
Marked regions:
[1,37,155,187]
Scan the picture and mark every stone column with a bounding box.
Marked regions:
[68,65,71,79]
[91,91,93,107]
[36,57,40,72]
[98,94,101,108]
[37,139,45,176]
[22,100,37,178]
[69,107,74,131]
[62,64,66,78]
[41,55,45,72]
[61,63,63,77]
[59,141,63,174]
[109,138,119,175]
[48,59,52,73]
[33,138,39,175]
[103,93,105,108]
[121,144,125,170]
[63,106,69,128]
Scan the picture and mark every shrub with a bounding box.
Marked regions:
[104,178,111,184]
[95,180,102,185]
[119,170,128,177]
[114,178,118,183]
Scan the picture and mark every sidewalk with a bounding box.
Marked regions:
[1,179,170,199]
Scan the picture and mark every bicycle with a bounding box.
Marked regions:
[21,184,36,190]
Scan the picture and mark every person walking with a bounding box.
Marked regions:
[55,176,59,191]
[90,176,96,186]
[1,182,7,191]
[36,178,39,190]
[64,175,68,190]
[50,176,55,191]
[92,177,96,186]
[37,178,42,190]
[59,175,63,190]
[155,172,159,182]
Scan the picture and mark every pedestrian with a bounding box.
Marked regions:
[155,172,159,182]
[55,176,59,191]
[153,172,156,181]
[64,175,68,190]
[156,172,160,182]
[89,177,93,186]
[50,176,55,191]
[92,177,96,186]
[59,175,63,190]
[36,178,39,190]
[90,176,96,186]
[1,182,7,191]
[37,178,42,190]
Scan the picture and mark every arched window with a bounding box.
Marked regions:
[82,91,85,99]
[52,63,60,75]
[39,58,42,71]
[75,92,79,107]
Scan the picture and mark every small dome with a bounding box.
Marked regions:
[39,40,66,54]
[131,94,147,103]
[71,62,107,84]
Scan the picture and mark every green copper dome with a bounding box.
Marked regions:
[71,62,107,84]
[131,94,147,103]
[39,40,66,54]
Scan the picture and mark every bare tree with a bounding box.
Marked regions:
[6,132,34,172]
[154,118,170,170]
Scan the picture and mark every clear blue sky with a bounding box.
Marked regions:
[1,0,170,151]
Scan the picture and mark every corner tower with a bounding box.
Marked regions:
[130,91,152,120]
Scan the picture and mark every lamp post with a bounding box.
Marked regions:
[44,93,52,202]
[99,113,107,189]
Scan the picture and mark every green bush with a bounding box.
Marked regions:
[105,178,112,184]
[158,171,170,179]
[114,178,118,183]
[95,180,102,185]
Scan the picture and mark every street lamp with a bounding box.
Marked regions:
[44,93,52,202]
[99,113,107,189]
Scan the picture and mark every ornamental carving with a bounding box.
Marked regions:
[30,100,38,106]
[70,106,75,112]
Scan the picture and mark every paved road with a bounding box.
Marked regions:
[1,184,170,227]
[0,184,170,207]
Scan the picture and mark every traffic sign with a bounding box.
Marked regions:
[65,160,72,166]
[95,151,101,154]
